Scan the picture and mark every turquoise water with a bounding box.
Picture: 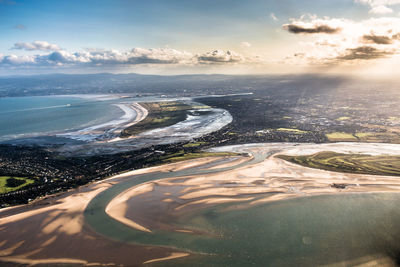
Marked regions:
[85,152,400,266]
[0,96,123,141]
[168,193,400,266]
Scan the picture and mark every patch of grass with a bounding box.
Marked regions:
[159,151,237,164]
[121,101,192,137]
[0,176,35,194]
[278,151,400,177]
[183,142,207,148]
[276,128,309,134]
[326,132,357,141]
[336,116,351,121]
[354,132,374,138]
[354,132,400,143]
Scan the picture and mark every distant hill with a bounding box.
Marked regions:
[0,73,350,97]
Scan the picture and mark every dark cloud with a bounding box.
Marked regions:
[362,34,393,44]
[392,33,400,40]
[337,46,393,61]
[283,24,341,34]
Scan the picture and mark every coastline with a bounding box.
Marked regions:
[97,142,400,234]
[3,142,400,266]
[58,101,147,142]
[105,102,148,143]
[0,94,139,143]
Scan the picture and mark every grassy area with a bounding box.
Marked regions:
[325,131,400,143]
[183,142,208,148]
[276,128,309,134]
[121,101,192,137]
[158,150,238,164]
[354,132,400,143]
[336,116,351,121]
[0,176,35,194]
[326,132,358,141]
[278,151,400,177]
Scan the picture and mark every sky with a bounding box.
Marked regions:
[1,0,400,75]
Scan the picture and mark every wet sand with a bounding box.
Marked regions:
[107,143,400,234]
[0,154,249,266]
[0,165,193,266]
[107,102,148,143]
[2,142,400,266]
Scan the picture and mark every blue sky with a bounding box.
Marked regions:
[1,0,400,75]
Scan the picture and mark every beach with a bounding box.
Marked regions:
[2,143,400,266]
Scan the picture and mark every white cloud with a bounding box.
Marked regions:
[356,0,400,14]
[0,47,254,67]
[196,50,246,64]
[240,42,252,48]
[12,41,61,51]
[369,5,393,13]
[270,13,278,21]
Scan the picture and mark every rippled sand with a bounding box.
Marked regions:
[2,142,400,266]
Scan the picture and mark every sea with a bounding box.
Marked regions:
[0,95,125,143]
[0,95,233,154]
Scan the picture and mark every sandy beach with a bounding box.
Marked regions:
[2,142,400,266]
[104,143,400,234]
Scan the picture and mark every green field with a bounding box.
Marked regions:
[354,132,400,143]
[325,131,400,143]
[183,141,207,148]
[121,101,193,137]
[0,176,35,194]
[277,151,400,177]
[158,151,237,164]
[276,128,309,134]
[326,132,358,141]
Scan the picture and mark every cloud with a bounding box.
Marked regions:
[355,0,400,14]
[369,5,393,13]
[0,47,253,68]
[13,24,26,30]
[12,41,61,51]
[283,16,400,64]
[283,17,343,34]
[337,46,394,60]
[270,13,278,21]
[0,54,35,65]
[362,34,393,44]
[195,50,246,64]
[284,24,340,34]
[240,42,252,48]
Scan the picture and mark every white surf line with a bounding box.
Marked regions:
[106,102,148,143]
[0,104,72,114]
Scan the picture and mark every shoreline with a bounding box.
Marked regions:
[101,142,400,235]
[3,142,400,266]
[105,102,148,143]
[0,94,139,143]
[58,101,147,142]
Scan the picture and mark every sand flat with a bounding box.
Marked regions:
[3,142,400,266]
[106,143,400,234]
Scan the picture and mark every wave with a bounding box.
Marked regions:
[0,104,73,114]
[57,104,138,142]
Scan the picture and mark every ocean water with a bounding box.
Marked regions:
[84,147,400,266]
[0,96,124,142]
[0,95,233,154]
